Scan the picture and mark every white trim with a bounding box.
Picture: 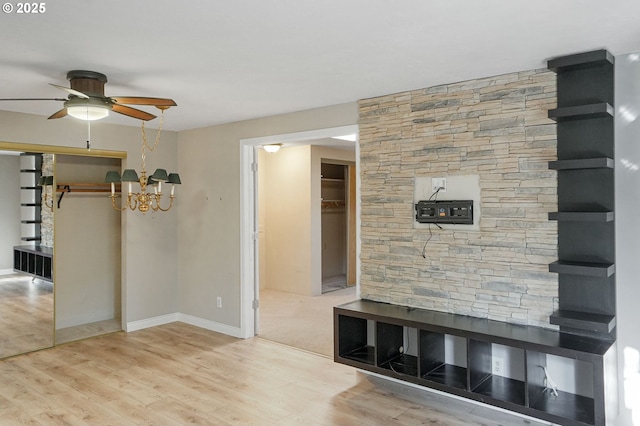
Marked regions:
[126,313,179,332]
[239,125,360,339]
[178,313,243,338]
[125,312,243,338]
[0,269,16,275]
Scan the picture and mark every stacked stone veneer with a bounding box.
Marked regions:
[359,69,559,327]
[40,153,54,248]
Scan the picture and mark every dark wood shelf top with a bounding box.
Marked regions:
[14,245,53,256]
[549,157,614,170]
[549,260,615,277]
[548,211,614,222]
[335,300,613,357]
[547,49,614,73]
[550,310,616,334]
[548,103,614,122]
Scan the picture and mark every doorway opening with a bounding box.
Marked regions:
[321,162,356,294]
[239,125,359,358]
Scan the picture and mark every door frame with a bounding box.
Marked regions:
[239,125,360,338]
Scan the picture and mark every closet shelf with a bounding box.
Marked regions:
[322,200,345,208]
[56,182,120,193]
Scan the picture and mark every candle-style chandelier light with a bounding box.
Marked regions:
[105,108,180,213]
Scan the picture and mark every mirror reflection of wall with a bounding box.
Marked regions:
[54,154,122,344]
[0,151,54,358]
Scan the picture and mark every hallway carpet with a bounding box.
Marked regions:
[258,286,356,357]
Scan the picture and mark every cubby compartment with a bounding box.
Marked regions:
[419,331,467,390]
[336,314,375,365]
[13,246,54,282]
[377,322,418,377]
[470,341,526,406]
[527,352,596,425]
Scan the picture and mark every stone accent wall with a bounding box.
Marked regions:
[359,69,558,328]
[41,153,54,248]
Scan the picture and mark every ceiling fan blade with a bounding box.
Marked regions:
[111,97,177,107]
[48,108,68,119]
[49,83,90,99]
[0,98,66,101]
[111,103,156,121]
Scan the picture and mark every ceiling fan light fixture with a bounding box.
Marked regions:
[67,104,110,121]
[65,97,111,121]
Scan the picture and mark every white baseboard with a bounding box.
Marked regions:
[126,313,180,332]
[0,269,16,275]
[177,313,243,338]
[126,312,242,338]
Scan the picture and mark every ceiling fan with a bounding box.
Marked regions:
[0,70,176,121]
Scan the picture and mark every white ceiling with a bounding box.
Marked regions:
[0,0,639,132]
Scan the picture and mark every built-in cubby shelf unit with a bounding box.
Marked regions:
[13,245,53,282]
[547,49,616,340]
[335,300,615,426]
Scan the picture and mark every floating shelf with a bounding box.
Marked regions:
[21,220,42,224]
[20,236,41,242]
[548,103,614,122]
[549,260,615,277]
[20,186,42,191]
[550,310,616,334]
[547,49,614,73]
[548,212,614,222]
[20,202,41,207]
[548,157,614,170]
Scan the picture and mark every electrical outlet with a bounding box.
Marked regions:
[431,177,447,193]
[216,297,222,308]
[492,357,504,375]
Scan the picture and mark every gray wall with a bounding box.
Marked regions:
[0,154,21,270]
[177,102,358,328]
[614,51,640,426]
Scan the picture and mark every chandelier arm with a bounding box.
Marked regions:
[127,193,139,211]
[109,195,128,212]
[156,195,175,212]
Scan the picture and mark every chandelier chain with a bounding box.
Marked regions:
[140,109,165,170]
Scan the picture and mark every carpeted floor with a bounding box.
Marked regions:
[258,286,357,357]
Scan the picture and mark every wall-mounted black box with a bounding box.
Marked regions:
[415,200,473,224]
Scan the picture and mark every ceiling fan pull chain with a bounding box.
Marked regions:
[87,120,91,150]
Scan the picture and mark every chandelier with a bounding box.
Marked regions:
[37,175,54,211]
[105,108,180,213]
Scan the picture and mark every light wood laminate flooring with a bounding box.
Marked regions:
[0,273,53,359]
[0,322,552,425]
